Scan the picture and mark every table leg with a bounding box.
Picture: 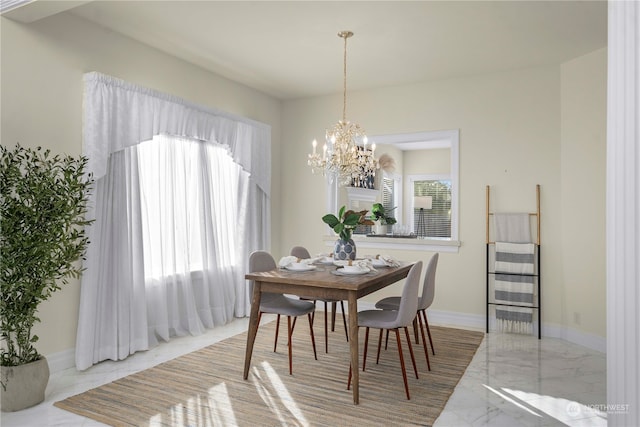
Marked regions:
[348,293,359,404]
[243,281,262,380]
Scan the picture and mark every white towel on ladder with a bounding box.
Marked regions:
[494,242,535,334]
[494,213,531,243]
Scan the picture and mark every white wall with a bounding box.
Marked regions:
[282,55,607,345]
[1,10,607,360]
[0,13,283,359]
[560,48,607,339]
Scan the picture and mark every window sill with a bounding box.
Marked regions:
[323,235,461,253]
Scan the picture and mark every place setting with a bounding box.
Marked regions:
[277,255,320,272]
[331,254,401,276]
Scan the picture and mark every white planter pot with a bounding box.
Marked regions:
[373,223,387,235]
[1,357,49,412]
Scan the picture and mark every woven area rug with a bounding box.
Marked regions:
[55,320,484,426]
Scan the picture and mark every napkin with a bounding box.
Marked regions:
[338,258,376,272]
[364,254,401,267]
[278,255,315,268]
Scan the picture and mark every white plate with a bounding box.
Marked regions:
[318,257,335,264]
[370,259,388,267]
[333,267,370,275]
[285,264,316,272]
[333,259,359,267]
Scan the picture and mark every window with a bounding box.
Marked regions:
[411,176,452,238]
[137,135,245,280]
[326,129,459,252]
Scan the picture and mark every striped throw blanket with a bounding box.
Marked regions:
[495,242,535,334]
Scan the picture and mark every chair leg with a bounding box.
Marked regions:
[347,363,352,390]
[291,316,297,334]
[417,310,431,371]
[394,328,411,400]
[307,312,317,360]
[413,317,420,344]
[324,301,329,353]
[363,327,370,372]
[403,326,419,379]
[340,301,349,342]
[376,328,384,364]
[384,329,389,350]
[287,316,293,375]
[274,314,281,353]
[422,309,435,355]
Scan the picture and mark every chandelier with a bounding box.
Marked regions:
[308,31,379,187]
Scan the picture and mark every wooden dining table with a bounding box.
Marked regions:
[243,261,415,404]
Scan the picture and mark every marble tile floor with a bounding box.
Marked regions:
[1,317,606,427]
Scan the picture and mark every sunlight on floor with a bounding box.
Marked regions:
[484,384,607,426]
[251,361,309,426]
[148,383,237,427]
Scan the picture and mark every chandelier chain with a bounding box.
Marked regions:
[342,32,347,122]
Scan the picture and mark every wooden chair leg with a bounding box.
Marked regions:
[274,314,281,353]
[417,310,431,371]
[308,313,317,360]
[363,327,370,372]
[340,301,349,341]
[347,363,352,390]
[385,329,390,350]
[422,309,435,355]
[376,328,384,364]
[395,328,411,400]
[403,326,419,379]
[287,316,293,375]
[413,317,420,344]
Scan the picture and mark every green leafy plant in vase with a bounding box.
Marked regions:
[0,144,94,412]
[371,203,397,235]
[322,206,373,260]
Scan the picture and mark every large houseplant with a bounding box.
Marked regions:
[322,206,373,260]
[0,144,93,411]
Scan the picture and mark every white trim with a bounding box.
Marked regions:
[323,235,461,252]
[45,348,76,374]
[606,1,640,425]
[349,305,606,354]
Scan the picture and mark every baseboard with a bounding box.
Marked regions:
[46,307,605,375]
[335,303,606,354]
[46,348,76,374]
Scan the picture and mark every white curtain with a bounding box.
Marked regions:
[76,73,270,370]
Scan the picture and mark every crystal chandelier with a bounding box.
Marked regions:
[308,31,379,187]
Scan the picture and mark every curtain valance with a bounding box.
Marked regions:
[83,72,271,196]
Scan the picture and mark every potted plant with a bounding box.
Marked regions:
[322,206,373,260]
[370,203,397,235]
[0,144,93,412]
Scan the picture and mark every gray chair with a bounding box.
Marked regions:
[376,253,439,371]
[290,246,348,353]
[348,261,423,400]
[249,250,317,375]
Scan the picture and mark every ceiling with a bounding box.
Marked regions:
[5,1,607,100]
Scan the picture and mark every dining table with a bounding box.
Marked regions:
[243,260,415,404]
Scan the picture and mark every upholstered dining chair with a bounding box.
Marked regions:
[348,261,423,400]
[375,253,439,371]
[290,246,349,353]
[249,250,317,375]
